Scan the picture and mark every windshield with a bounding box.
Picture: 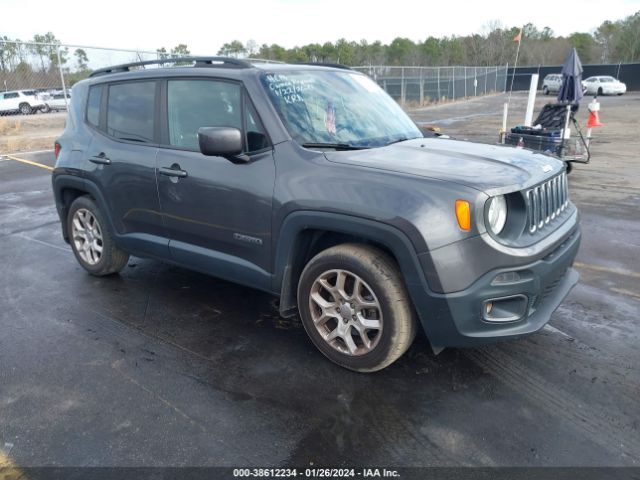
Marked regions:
[261,70,422,148]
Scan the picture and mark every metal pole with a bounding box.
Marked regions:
[484,66,488,95]
[452,67,455,100]
[494,66,498,92]
[504,63,508,93]
[0,39,159,56]
[437,67,440,101]
[419,67,424,105]
[464,66,467,98]
[401,67,406,105]
[57,46,69,111]
[474,67,477,97]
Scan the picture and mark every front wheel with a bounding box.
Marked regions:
[297,243,417,372]
[67,196,129,276]
[542,86,549,95]
[19,103,32,115]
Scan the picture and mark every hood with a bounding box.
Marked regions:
[324,138,565,194]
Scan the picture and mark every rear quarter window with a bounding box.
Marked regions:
[86,85,103,127]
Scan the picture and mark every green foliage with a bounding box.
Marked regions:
[217,40,246,57]
[569,32,597,63]
[171,44,190,57]
[74,48,89,71]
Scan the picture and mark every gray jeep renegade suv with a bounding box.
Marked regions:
[52,57,580,371]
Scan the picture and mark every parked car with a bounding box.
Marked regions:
[542,73,562,95]
[582,76,626,96]
[52,58,581,372]
[0,89,46,115]
[42,91,71,112]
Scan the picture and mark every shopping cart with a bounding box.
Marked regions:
[501,103,590,170]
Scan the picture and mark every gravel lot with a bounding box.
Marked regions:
[0,92,638,469]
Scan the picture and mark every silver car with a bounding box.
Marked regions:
[542,74,562,95]
[582,76,626,96]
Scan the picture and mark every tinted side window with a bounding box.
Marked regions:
[167,79,241,150]
[5,92,19,99]
[86,85,102,127]
[107,82,156,142]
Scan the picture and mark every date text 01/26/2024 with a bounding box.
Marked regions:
[232,468,400,478]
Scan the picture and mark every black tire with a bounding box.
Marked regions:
[565,162,573,174]
[297,243,417,372]
[19,103,32,115]
[542,86,549,95]
[597,87,603,96]
[67,196,129,276]
[40,104,51,113]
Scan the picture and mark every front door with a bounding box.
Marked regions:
[156,78,275,290]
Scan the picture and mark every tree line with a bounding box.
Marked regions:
[218,12,640,66]
[0,10,638,87]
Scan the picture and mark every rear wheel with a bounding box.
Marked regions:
[597,87,603,96]
[542,86,549,95]
[40,104,51,113]
[297,243,416,372]
[67,196,129,276]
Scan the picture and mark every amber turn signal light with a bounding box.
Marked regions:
[455,200,471,231]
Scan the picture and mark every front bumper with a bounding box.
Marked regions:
[409,226,581,348]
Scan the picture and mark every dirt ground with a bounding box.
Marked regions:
[0,111,65,153]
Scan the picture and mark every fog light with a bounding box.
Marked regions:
[491,271,521,285]
[483,295,528,323]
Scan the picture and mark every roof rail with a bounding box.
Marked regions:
[89,56,252,77]
[295,62,353,70]
[245,57,286,64]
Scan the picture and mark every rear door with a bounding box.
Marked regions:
[85,80,168,258]
[155,77,275,290]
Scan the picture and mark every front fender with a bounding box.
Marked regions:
[272,211,445,348]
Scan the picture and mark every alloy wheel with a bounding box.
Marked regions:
[71,208,103,265]
[308,269,383,356]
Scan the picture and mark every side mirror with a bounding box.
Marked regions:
[198,127,249,162]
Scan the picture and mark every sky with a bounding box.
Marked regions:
[2,0,639,54]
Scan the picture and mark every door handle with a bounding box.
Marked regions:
[89,152,111,165]
[159,165,188,178]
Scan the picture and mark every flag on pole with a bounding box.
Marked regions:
[513,28,523,43]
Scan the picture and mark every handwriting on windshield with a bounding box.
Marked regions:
[265,74,315,104]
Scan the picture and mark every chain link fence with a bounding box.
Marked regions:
[0,40,509,152]
[0,41,164,152]
[0,40,161,114]
[352,65,508,106]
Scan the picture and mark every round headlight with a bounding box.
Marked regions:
[487,195,507,234]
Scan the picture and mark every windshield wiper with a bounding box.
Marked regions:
[301,142,365,151]
[385,137,418,146]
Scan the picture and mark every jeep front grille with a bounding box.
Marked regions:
[526,172,569,233]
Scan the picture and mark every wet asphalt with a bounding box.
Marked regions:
[0,93,638,467]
